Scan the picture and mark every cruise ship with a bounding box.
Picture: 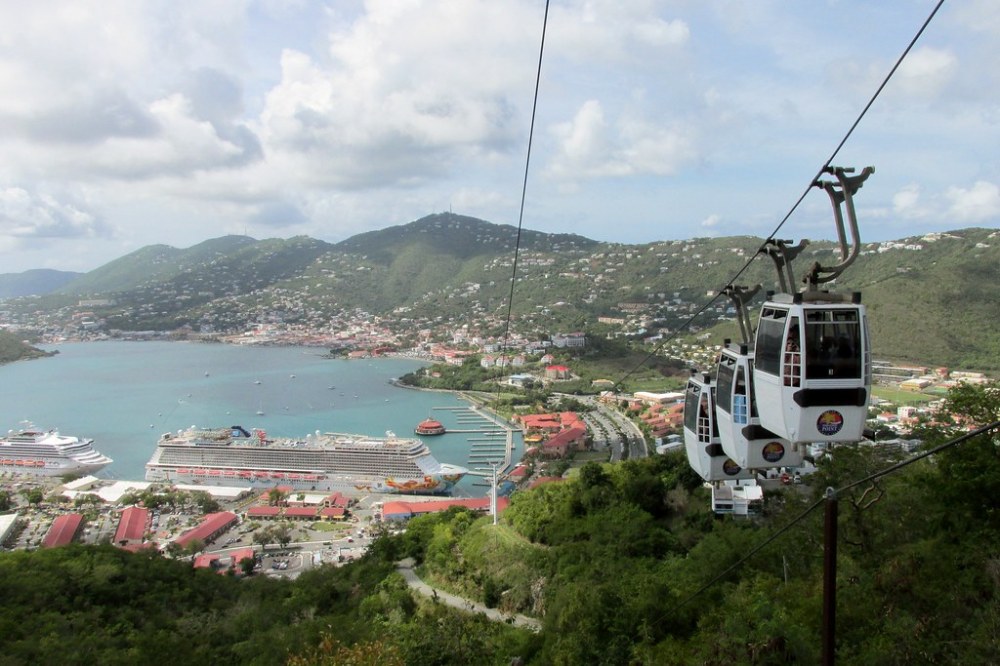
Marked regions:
[0,425,113,477]
[145,426,468,495]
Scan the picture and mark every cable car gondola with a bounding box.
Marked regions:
[683,371,753,483]
[716,340,804,469]
[712,285,804,470]
[752,165,875,444]
[752,292,870,444]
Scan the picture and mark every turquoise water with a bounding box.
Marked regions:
[0,342,510,494]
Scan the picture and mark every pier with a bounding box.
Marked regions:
[433,404,519,478]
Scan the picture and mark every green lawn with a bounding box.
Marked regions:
[872,386,935,405]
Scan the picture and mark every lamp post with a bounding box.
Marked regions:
[488,461,500,526]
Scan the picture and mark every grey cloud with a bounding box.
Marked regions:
[10,89,159,144]
[184,67,263,166]
[249,200,308,228]
[0,188,110,239]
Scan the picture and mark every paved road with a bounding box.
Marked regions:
[396,559,541,632]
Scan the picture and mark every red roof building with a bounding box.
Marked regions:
[193,553,221,569]
[114,506,149,548]
[319,507,346,520]
[544,365,571,380]
[42,513,84,548]
[247,506,281,519]
[323,492,349,509]
[528,476,566,490]
[229,547,256,569]
[382,497,510,522]
[508,464,528,479]
[175,511,238,549]
[542,425,588,458]
[284,506,317,520]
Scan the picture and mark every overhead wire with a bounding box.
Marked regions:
[482,0,550,445]
[671,419,1000,614]
[611,0,947,392]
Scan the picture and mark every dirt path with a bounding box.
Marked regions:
[396,559,541,632]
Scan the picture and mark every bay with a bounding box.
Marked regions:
[0,341,512,495]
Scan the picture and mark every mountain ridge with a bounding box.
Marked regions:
[1,215,997,370]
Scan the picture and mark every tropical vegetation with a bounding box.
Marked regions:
[0,382,997,664]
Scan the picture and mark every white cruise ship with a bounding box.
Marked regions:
[0,425,113,476]
[145,425,468,495]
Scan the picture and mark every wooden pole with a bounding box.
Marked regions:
[822,487,838,666]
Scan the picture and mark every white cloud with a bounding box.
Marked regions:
[895,47,958,99]
[0,187,107,239]
[946,181,1000,222]
[892,184,925,218]
[0,1,996,272]
[546,100,697,181]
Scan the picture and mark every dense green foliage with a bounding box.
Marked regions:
[0,328,54,364]
[0,383,998,664]
[4,217,997,370]
[0,545,531,665]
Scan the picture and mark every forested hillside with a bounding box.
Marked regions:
[0,329,53,365]
[2,216,998,370]
[1,383,997,664]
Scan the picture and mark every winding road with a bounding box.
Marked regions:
[396,558,541,632]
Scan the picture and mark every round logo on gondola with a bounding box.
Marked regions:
[762,441,785,463]
[817,410,844,436]
[723,459,742,476]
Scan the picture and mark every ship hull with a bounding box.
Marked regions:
[0,428,112,478]
[144,466,465,495]
[144,426,468,496]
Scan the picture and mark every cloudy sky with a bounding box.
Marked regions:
[1,0,998,273]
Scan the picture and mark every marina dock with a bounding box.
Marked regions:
[433,404,519,478]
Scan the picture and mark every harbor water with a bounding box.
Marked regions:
[0,341,518,495]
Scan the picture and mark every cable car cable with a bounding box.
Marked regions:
[487,1,550,424]
[606,0,946,392]
[669,419,1000,615]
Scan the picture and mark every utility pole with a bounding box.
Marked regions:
[822,487,839,666]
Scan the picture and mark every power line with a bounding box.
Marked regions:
[671,418,1000,614]
[610,0,946,391]
[483,1,550,448]
[495,0,549,374]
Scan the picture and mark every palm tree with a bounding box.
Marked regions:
[267,488,288,507]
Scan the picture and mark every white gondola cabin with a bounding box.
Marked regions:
[752,291,871,444]
[715,342,804,470]
[683,372,753,483]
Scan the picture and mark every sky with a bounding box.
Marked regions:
[1,0,998,274]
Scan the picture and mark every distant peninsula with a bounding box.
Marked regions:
[0,329,57,365]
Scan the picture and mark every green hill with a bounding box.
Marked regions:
[3,217,998,371]
[0,269,82,298]
[0,329,54,364]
